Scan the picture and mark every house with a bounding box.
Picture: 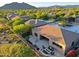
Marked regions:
[31,23,79,56]
[65,17,75,23]
[20,16,30,21]
[75,15,79,23]
[8,13,30,21]
[8,13,19,20]
[25,19,48,27]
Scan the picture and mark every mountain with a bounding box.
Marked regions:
[0,2,36,9]
[1,2,79,9]
[49,5,79,8]
[62,5,79,8]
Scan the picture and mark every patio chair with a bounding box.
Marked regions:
[48,46,54,51]
[50,51,54,55]
[43,50,48,54]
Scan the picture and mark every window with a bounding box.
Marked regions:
[71,42,74,46]
[35,33,37,37]
[52,42,62,48]
[40,35,49,41]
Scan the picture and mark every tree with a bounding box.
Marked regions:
[13,19,25,26]
[13,24,33,35]
[16,10,26,16]
[35,11,47,20]
[12,16,21,21]
[7,16,25,26]
[0,18,7,23]
[7,16,22,26]
[41,14,50,20]
[7,20,14,26]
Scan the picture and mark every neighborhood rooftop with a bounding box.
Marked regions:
[61,25,79,33]
[49,23,79,34]
[27,19,79,34]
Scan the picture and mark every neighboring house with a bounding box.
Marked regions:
[75,15,79,23]
[8,13,30,21]
[31,23,79,56]
[25,19,48,27]
[20,16,30,21]
[65,17,75,23]
[8,13,19,20]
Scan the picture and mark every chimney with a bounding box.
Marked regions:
[35,19,38,24]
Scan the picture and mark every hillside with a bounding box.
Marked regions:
[0,2,36,9]
[49,5,79,8]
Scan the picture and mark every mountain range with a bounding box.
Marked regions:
[49,5,79,8]
[0,2,79,9]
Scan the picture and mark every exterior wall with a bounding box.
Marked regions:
[49,39,65,55]
[32,28,40,40]
[32,25,79,55]
[61,29,79,51]
[32,27,66,55]
[75,18,79,23]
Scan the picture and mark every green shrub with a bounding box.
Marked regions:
[0,43,36,57]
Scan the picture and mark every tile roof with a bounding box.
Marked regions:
[26,19,48,27]
[36,25,65,46]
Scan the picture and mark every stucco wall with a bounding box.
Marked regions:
[61,29,79,51]
[32,26,79,55]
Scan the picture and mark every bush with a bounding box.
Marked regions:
[9,34,20,41]
[13,19,25,26]
[0,18,7,23]
[66,50,77,57]
[0,24,3,30]
[13,24,33,35]
[76,48,79,56]
[0,43,36,57]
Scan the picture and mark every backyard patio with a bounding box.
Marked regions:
[28,35,64,57]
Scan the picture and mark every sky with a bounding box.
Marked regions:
[28,2,79,7]
[0,0,79,7]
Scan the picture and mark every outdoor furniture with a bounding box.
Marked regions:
[50,51,54,55]
[42,50,48,54]
[48,46,54,51]
[45,49,51,54]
